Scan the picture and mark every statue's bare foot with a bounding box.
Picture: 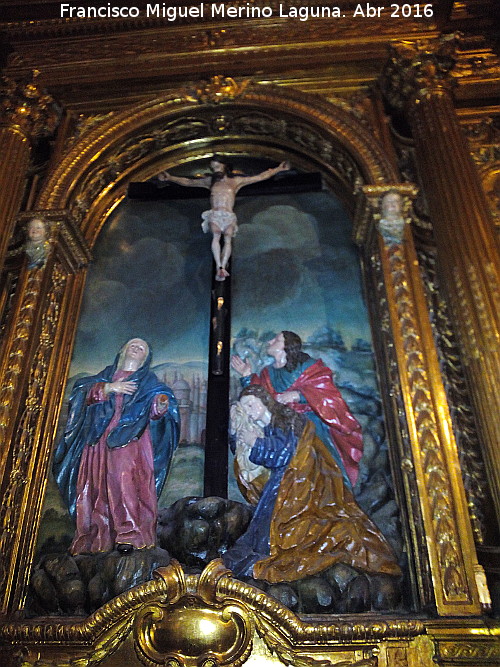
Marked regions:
[216,267,230,281]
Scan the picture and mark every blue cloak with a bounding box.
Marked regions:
[53,347,180,519]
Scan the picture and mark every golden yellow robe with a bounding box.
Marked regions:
[253,421,402,583]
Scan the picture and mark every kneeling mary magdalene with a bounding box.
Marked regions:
[225,384,401,583]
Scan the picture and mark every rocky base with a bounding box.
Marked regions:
[28,495,404,616]
[244,563,402,614]
[157,496,253,566]
[29,547,171,617]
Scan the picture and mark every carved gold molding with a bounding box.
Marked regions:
[415,241,492,547]
[355,185,483,615]
[0,76,489,636]
[0,80,403,621]
[36,80,397,239]
[380,35,459,112]
[135,562,253,667]
[0,211,91,614]
[0,70,60,140]
[3,559,498,666]
[186,76,251,105]
[0,560,426,667]
[0,264,67,612]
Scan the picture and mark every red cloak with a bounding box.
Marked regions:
[250,359,363,486]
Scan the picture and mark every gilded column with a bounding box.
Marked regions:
[0,211,90,615]
[380,36,500,528]
[355,186,482,616]
[0,71,60,273]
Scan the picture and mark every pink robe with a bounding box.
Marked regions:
[70,370,167,554]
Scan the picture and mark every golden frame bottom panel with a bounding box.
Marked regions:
[1,560,499,667]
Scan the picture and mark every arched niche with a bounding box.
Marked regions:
[0,79,482,621]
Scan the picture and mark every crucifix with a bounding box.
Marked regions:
[128,159,322,498]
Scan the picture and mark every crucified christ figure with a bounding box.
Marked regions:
[159,156,290,281]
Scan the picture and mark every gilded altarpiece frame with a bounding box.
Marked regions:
[0,80,495,666]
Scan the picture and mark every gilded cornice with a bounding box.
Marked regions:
[0,7,442,105]
[0,71,60,140]
[1,2,437,40]
[451,35,500,85]
[459,115,500,230]
[381,33,500,112]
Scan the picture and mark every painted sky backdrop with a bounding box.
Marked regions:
[231,189,371,347]
[69,196,212,377]
[69,158,370,378]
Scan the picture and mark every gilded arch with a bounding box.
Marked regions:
[37,80,398,246]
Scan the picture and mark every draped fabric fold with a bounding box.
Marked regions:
[252,421,401,582]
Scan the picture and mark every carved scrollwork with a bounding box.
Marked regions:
[386,242,470,602]
[134,597,252,667]
[59,103,367,229]
[380,35,459,112]
[134,560,252,667]
[254,616,377,666]
[356,185,479,608]
[37,81,397,230]
[0,265,66,602]
[437,640,500,661]
[0,70,60,139]
[416,243,491,545]
[186,76,251,105]
[1,560,429,665]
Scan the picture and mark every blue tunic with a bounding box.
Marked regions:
[224,425,297,578]
[242,360,352,489]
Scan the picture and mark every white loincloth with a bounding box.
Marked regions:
[201,210,238,234]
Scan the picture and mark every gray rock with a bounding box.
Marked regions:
[88,572,106,612]
[157,496,252,567]
[187,496,225,520]
[103,547,171,599]
[267,583,299,611]
[324,563,359,594]
[295,576,339,613]
[345,574,371,613]
[369,574,402,611]
[30,568,60,614]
